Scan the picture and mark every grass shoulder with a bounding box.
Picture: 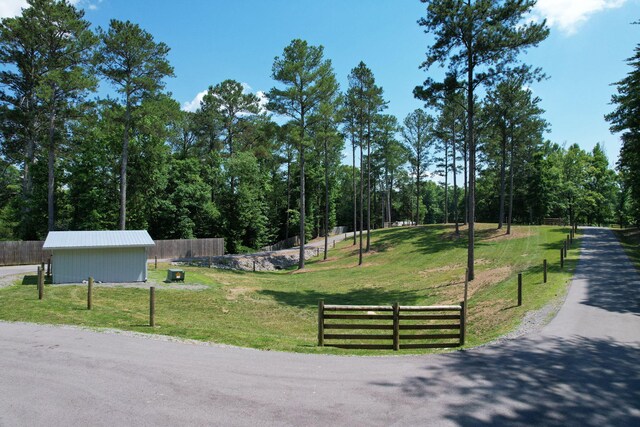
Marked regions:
[612,228,640,271]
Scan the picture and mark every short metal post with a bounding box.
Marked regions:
[560,248,564,268]
[154,256,157,270]
[517,273,522,306]
[87,277,93,310]
[318,299,324,346]
[564,240,567,258]
[543,259,547,283]
[567,234,570,250]
[150,286,155,327]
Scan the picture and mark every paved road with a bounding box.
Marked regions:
[0,227,638,426]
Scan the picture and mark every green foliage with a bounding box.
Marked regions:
[606,36,640,225]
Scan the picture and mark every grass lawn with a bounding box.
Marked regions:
[0,224,580,354]
[612,227,640,270]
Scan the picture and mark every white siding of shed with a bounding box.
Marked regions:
[52,247,148,284]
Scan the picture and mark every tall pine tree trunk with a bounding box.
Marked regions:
[498,128,507,230]
[366,131,371,252]
[285,147,291,240]
[324,135,329,260]
[119,100,131,230]
[352,139,357,245]
[452,121,459,235]
[359,140,364,265]
[298,144,306,269]
[463,124,468,226]
[444,142,449,224]
[467,54,476,281]
[47,105,56,232]
[416,164,421,226]
[507,137,515,235]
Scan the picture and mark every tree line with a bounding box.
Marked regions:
[0,0,631,264]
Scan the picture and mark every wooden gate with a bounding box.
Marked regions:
[318,301,465,351]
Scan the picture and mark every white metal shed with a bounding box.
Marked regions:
[43,230,155,284]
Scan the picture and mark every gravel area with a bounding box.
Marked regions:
[0,274,22,289]
[491,288,569,344]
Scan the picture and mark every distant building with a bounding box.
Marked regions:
[43,230,155,284]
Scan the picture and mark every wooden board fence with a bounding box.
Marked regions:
[318,301,465,351]
[148,238,224,260]
[0,241,51,266]
[0,238,224,266]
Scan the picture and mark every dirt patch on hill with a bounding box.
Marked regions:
[431,266,513,303]
[225,286,256,301]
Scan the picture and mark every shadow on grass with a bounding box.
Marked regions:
[370,336,640,426]
[21,275,38,286]
[370,224,557,257]
[259,287,425,309]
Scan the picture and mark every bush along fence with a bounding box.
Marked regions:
[318,300,465,351]
[0,237,225,266]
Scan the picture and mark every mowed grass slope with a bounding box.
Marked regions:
[0,224,580,354]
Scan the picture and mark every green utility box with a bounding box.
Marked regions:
[167,269,185,282]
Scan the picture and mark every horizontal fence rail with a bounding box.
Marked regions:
[318,301,465,351]
[0,238,224,266]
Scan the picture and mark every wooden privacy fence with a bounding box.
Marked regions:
[261,235,300,252]
[0,238,224,266]
[0,241,50,266]
[148,238,224,259]
[318,300,465,351]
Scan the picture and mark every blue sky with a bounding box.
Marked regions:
[3,0,639,166]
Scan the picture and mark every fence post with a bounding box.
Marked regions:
[393,302,400,351]
[47,256,51,278]
[543,259,547,283]
[460,301,465,346]
[87,277,93,310]
[150,286,155,327]
[317,299,324,346]
[253,260,256,272]
[517,273,522,306]
[567,234,570,249]
[37,266,43,300]
[154,256,157,270]
[563,240,567,258]
[560,248,564,268]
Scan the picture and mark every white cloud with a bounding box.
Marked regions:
[182,83,269,114]
[0,0,97,18]
[256,90,269,113]
[181,89,208,112]
[533,0,628,35]
[0,0,28,18]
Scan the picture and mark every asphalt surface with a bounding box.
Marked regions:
[0,227,638,426]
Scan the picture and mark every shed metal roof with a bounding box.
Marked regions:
[43,230,155,250]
